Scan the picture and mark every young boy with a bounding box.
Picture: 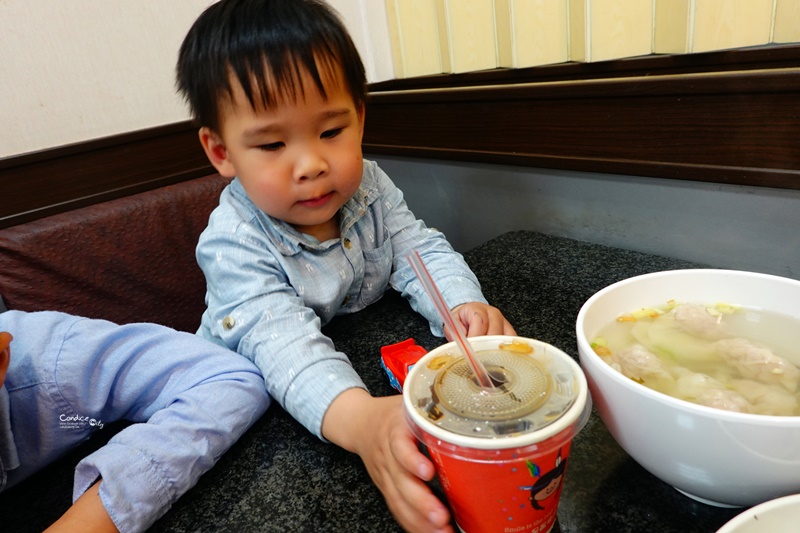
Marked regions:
[0,310,269,532]
[176,1,515,531]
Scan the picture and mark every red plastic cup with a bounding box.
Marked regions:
[403,336,590,533]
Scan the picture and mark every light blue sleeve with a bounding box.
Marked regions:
[1,310,269,533]
[366,162,488,336]
[196,207,367,439]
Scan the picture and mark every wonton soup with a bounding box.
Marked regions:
[591,300,800,416]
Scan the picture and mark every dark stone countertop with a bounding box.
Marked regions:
[1,230,745,532]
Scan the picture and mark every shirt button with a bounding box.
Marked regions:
[343,296,351,304]
[343,238,352,249]
[222,316,236,330]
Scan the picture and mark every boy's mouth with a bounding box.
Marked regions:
[297,191,334,208]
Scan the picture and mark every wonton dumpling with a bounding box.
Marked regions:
[730,379,798,416]
[607,344,673,384]
[641,313,718,363]
[714,338,800,393]
[672,303,730,341]
[675,372,753,413]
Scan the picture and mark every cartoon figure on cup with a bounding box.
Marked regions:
[520,449,567,510]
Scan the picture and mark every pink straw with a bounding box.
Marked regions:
[406,250,495,389]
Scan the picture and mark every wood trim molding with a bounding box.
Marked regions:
[368,43,800,91]
[1,45,798,228]
[0,122,213,228]
[363,67,800,190]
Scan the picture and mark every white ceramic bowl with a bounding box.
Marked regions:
[716,493,800,532]
[576,269,800,508]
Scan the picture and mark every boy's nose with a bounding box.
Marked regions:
[295,149,329,181]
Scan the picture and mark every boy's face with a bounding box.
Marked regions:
[199,64,365,242]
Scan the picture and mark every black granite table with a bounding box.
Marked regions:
[1,231,746,532]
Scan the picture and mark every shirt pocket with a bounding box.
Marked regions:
[359,238,392,306]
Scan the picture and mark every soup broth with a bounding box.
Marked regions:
[592,301,800,416]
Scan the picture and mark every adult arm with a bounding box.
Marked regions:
[62,317,269,533]
[2,311,269,533]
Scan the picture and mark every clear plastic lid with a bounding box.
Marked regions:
[405,339,581,439]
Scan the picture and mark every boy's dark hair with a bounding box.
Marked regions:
[176,0,367,132]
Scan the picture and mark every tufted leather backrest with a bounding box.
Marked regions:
[0,173,231,332]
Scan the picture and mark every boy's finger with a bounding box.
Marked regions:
[392,426,435,480]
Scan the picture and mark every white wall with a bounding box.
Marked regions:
[0,0,213,158]
[371,155,800,280]
[0,0,391,158]
[326,0,395,84]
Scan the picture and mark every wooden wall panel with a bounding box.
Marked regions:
[363,68,800,190]
[0,123,212,228]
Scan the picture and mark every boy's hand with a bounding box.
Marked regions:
[322,389,453,533]
[451,302,516,338]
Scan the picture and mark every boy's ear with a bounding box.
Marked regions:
[199,128,237,178]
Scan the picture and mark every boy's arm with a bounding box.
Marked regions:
[45,481,117,533]
[365,162,493,333]
[196,214,367,439]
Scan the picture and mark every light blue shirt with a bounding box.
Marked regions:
[0,310,269,533]
[196,159,486,438]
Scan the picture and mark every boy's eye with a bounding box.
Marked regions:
[321,128,343,139]
[259,142,284,152]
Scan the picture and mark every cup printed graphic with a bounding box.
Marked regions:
[523,450,567,512]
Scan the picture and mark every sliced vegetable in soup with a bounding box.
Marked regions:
[592,301,800,416]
